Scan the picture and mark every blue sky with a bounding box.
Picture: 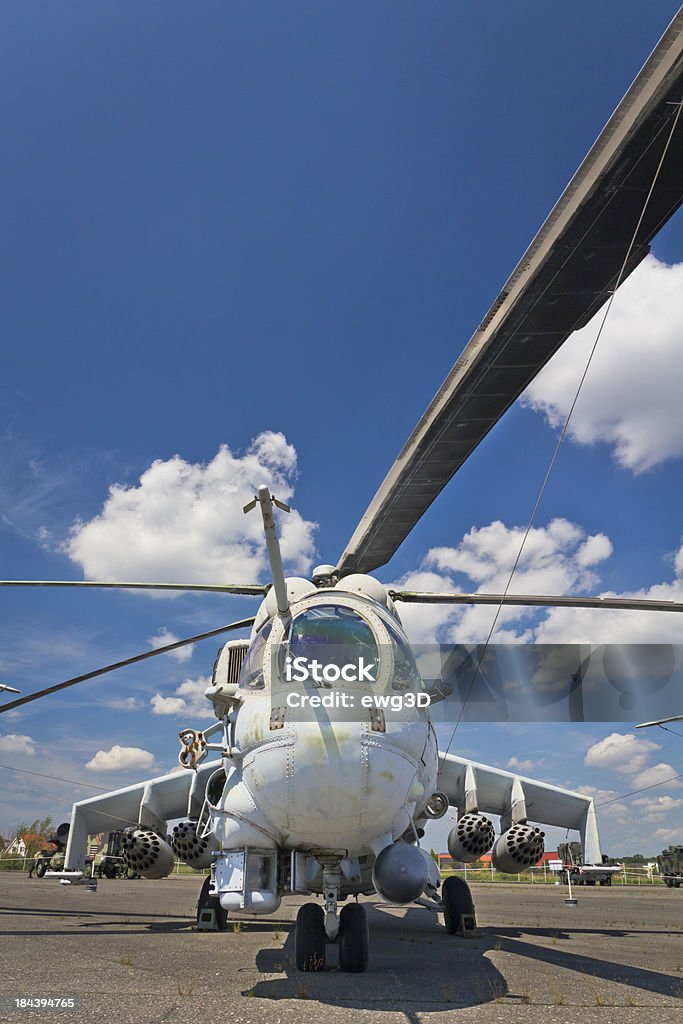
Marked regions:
[1,2,682,855]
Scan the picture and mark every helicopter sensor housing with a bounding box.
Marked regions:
[372,842,429,904]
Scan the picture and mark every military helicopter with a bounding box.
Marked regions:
[1,11,682,974]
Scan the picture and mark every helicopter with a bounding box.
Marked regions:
[1,10,682,975]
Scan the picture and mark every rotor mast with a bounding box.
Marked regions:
[244,485,291,621]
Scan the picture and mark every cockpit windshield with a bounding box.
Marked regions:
[238,620,272,690]
[283,604,379,683]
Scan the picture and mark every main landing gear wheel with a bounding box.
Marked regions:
[196,876,228,931]
[295,903,326,972]
[338,902,369,973]
[442,876,475,934]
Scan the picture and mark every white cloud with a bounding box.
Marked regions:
[395,516,683,645]
[522,255,683,473]
[85,745,155,772]
[150,675,211,718]
[584,732,661,774]
[507,756,543,774]
[655,827,682,844]
[532,571,683,643]
[632,795,683,820]
[148,628,194,663]
[0,734,35,756]
[105,696,139,712]
[150,694,187,716]
[64,433,316,585]
[395,518,616,644]
[630,762,682,791]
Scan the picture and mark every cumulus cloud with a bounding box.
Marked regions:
[151,675,211,718]
[632,795,683,820]
[0,734,35,756]
[64,433,316,585]
[574,784,628,818]
[521,255,683,473]
[85,745,155,772]
[532,569,683,643]
[395,518,615,643]
[148,628,194,663]
[507,756,543,774]
[630,763,682,791]
[395,515,683,645]
[584,732,661,774]
[655,827,682,843]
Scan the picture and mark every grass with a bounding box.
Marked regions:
[549,980,565,1006]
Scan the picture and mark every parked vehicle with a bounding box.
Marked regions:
[657,845,683,889]
[557,841,620,887]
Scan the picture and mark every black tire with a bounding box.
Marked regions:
[442,875,475,934]
[586,879,596,886]
[338,902,369,973]
[665,878,673,888]
[674,879,681,889]
[103,862,117,880]
[35,859,48,879]
[196,876,228,931]
[295,902,326,972]
[83,862,93,879]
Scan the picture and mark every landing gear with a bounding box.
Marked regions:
[295,903,326,971]
[442,875,475,934]
[338,902,369,973]
[196,876,228,931]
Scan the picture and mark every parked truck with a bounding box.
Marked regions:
[657,845,683,889]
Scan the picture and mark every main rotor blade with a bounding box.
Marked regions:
[338,13,683,577]
[0,580,266,595]
[0,616,255,713]
[390,591,683,614]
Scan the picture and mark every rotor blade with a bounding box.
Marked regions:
[0,580,266,595]
[390,591,683,614]
[0,616,255,714]
[636,714,683,728]
[338,13,683,576]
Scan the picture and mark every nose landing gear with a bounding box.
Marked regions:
[294,899,370,973]
[294,863,370,973]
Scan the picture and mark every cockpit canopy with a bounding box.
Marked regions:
[238,598,421,693]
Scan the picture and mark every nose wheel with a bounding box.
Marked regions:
[295,903,327,971]
[338,902,369,972]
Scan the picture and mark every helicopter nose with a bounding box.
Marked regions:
[243,716,427,849]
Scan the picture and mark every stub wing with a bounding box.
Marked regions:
[64,760,222,870]
[437,752,602,864]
